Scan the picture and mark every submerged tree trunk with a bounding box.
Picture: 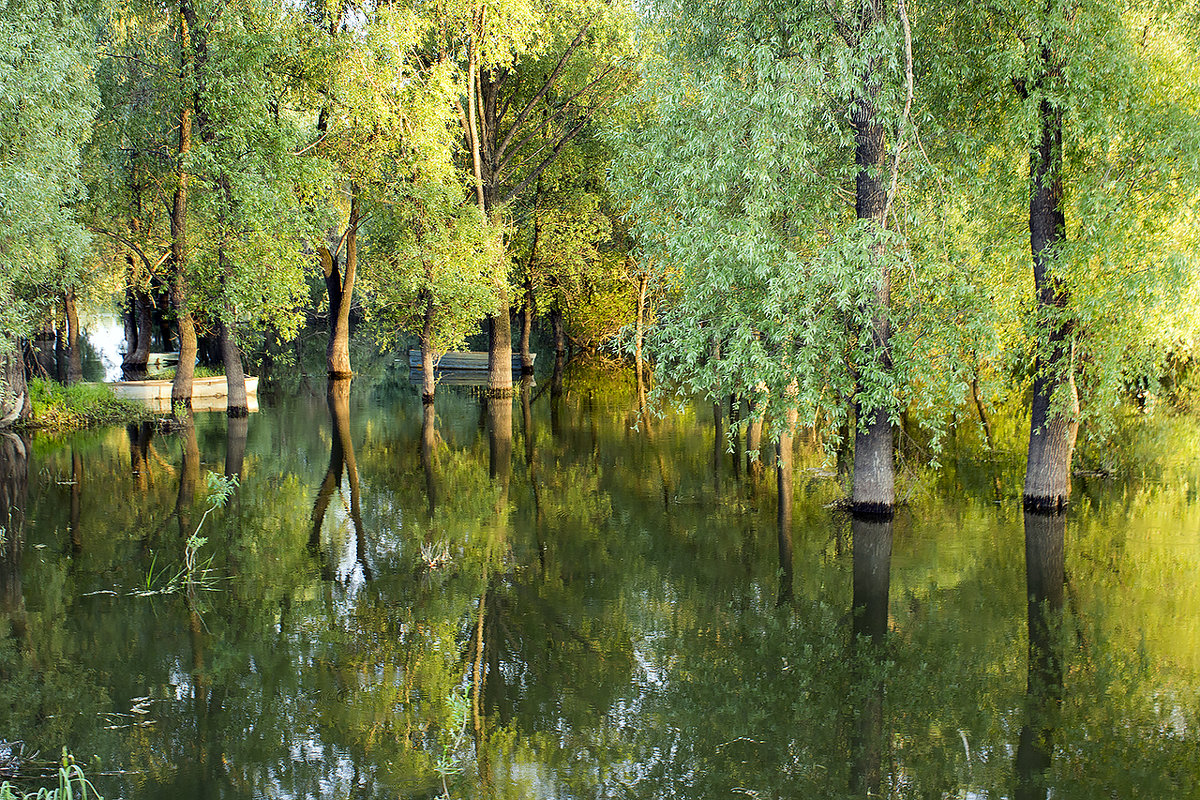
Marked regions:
[848,0,895,515]
[1024,94,1078,511]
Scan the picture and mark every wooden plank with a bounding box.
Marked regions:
[407,350,536,370]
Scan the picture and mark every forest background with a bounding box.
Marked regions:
[2,0,1200,513]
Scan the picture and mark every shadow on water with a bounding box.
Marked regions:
[1015,510,1066,800]
[849,513,892,798]
[309,377,370,582]
[0,431,28,633]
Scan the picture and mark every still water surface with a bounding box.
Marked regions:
[2,369,1199,799]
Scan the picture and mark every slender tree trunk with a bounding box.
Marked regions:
[420,289,436,404]
[520,217,539,376]
[64,291,82,384]
[170,0,196,412]
[520,275,535,375]
[1024,94,1078,511]
[635,268,649,401]
[846,0,895,515]
[776,405,798,605]
[220,320,248,415]
[55,305,67,382]
[550,305,565,398]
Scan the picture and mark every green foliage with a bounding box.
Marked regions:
[0,0,98,343]
[21,380,152,431]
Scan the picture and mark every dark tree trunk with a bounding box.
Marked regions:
[1024,95,1077,511]
[68,449,83,554]
[519,275,535,376]
[225,415,248,479]
[55,307,67,382]
[124,287,154,377]
[848,513,893,797]
[550,306,566,398]
[220,320,248,416]
[1015,510,1066,800]
[849,0,894,515]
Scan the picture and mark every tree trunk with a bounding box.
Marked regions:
[64,290,82,384]
[487,292,513,396]
[519,274,535,376]
[123,289,153,378]
[747,399,764,481]
[170,0,196,412]
[846,0,895,515]
[520,216,539,376]
[550,305,566,397]
[420,290,436,404]
[776,405,798,605]
[1024,95,1078,511]
[1,340,29,427]
[326,193,358,379]
[220,319,248,416]
[635,268,649,405]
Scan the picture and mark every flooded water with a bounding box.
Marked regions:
[2,366,1198,799]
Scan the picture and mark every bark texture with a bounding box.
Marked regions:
[1023,95,1078,511]
[848,0,895,515]
[0,346,29,427]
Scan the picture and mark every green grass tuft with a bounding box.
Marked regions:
[22,379,153,431]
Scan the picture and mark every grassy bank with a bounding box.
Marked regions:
[20,378,154,431]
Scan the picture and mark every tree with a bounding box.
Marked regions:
[434,0,634,394]
[613,0,971,513]
[923,1,1200,509]
[0,0,98,421]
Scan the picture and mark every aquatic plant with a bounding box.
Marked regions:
[0,750,103,800]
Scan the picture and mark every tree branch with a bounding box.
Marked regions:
[881,0,913,231]
[493,18,595,166]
